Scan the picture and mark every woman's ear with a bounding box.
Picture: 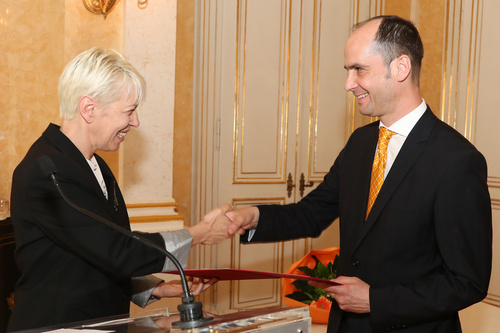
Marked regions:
[79,96,95,124]
[395,55,412,82]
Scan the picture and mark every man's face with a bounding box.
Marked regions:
[91,89,140,153]
[343,20,399,121]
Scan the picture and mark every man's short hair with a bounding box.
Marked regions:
[356,15,424,83]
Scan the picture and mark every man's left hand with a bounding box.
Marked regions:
[308,276,370,313]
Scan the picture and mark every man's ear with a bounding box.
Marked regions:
[395,55,412,82]
[79,96,95,124]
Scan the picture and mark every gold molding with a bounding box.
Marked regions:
[490,199,500,211]
[487,177,500,188]
[464,0,482,142]
[232,197,286,206]
[440,0,483,143]
[483,294,500,308]
[126,202,178,209]
[129,214,183,223]
[307,0,318,179]
[126,202,181,223]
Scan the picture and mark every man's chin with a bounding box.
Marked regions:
[358,108,374,117]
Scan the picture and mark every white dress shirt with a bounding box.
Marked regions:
[380,99,427,179]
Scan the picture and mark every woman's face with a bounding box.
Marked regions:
[91,89,140,153]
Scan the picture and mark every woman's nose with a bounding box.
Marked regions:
[130,112,140,128]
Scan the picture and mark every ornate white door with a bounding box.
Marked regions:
[192,0,376,312]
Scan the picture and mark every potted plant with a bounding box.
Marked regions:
[281,247,340,324]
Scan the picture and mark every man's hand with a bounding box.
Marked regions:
[308,276,371,313]
[189,204,234,245]
[225,206,260,236]
[152,277,218,298]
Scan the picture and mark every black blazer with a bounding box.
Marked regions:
[8,124,166,332]
[243,108,492,332]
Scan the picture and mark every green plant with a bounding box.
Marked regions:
[285,254,339,305]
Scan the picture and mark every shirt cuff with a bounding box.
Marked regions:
[247,228,256,241]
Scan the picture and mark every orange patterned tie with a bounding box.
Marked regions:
[366,127,395,219]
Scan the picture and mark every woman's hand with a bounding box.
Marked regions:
[152,277,218,298]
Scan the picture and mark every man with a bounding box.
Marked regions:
[226,16,492,332]
[8,47,231,332]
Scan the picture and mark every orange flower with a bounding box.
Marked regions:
[310,296,332,311]
[282,247,340,324]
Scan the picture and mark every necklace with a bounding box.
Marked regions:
[88,156,99,172]
[87,156,108,199]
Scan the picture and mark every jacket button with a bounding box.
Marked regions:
[352,260,359,266]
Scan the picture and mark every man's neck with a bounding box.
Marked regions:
[380,89,422,127]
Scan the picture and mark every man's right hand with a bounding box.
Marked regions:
[189,204,234,245]
[225,206,260,236]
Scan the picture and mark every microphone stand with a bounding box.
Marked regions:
[40,156,213,329]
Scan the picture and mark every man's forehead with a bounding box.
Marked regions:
[350,20,379,42]
[344,41,386,70]
[344,21,381,59]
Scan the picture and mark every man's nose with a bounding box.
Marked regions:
[344,71,357,92]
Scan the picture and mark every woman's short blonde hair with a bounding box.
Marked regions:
[58,47,146,119]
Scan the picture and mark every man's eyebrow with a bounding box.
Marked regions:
[344,63,365,70]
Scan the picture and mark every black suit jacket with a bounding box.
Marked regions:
[8,124,167,332]
[243,108,492,332]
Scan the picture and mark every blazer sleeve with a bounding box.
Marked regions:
[131,275,164,308]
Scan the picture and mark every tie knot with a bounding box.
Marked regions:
[378,127,395,147]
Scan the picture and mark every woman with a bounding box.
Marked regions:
[8,47,231,332]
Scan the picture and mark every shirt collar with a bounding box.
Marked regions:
[380,99,427,137]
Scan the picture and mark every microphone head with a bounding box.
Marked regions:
[38,155,57,178]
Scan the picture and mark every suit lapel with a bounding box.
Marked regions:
[355,124,380,225]
[337,122,379,258]
[354,108,438,250]
[44,124,112,203]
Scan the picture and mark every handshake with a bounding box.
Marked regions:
[188,204,261,246]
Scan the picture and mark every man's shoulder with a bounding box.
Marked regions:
[432,117,478,150]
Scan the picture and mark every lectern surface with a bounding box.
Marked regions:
[17,306,311,333]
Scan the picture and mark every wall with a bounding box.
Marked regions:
[173,0,195,233]
[0,0,186,318]
[0,0,122,200]
[0,0,183,224]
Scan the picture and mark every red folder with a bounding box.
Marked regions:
[164,268,339,285]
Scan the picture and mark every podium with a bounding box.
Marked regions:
[1,217,19,333]
[22,306,311,332]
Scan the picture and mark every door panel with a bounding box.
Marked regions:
[233,0,289,181]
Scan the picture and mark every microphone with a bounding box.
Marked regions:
[38,155,214,329]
